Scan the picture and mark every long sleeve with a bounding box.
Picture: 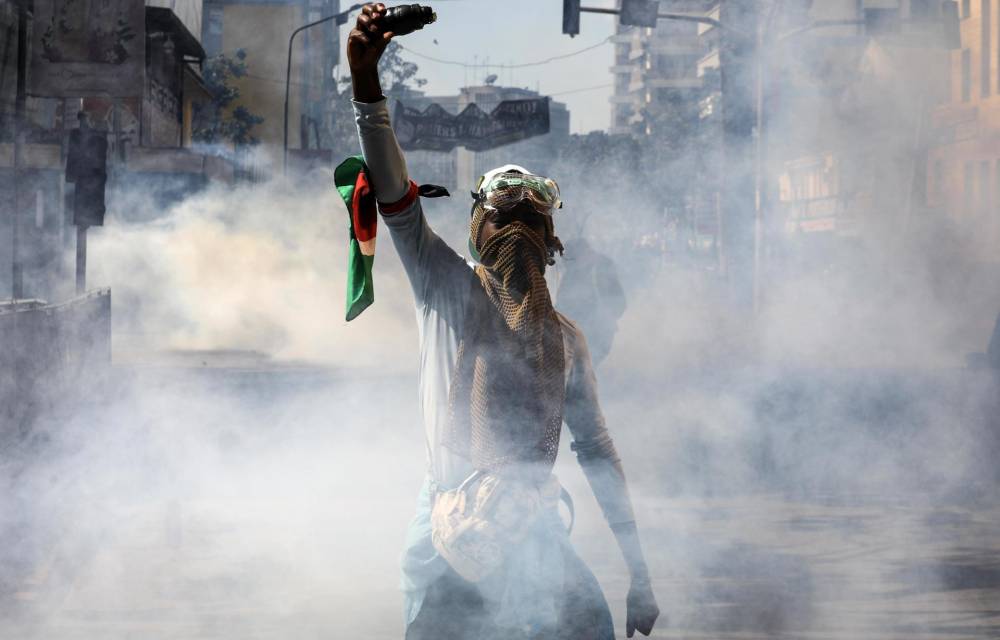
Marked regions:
[563,321,636,526]
[352,98,410,204]
[352,98,471,324]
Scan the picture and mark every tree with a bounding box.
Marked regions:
[377,40,428,94]
[327,41,426,158]
[193,49,265,148]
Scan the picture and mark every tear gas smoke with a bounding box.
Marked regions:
[4,18,1000,640]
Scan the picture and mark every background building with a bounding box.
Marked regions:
[201,0,340,157]
[770,0,954,263]
[0,0,232,302]
[609,0,711,137]
[929,0,1000,264]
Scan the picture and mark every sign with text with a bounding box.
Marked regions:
[29,0,145,98]
[392,98,551,152]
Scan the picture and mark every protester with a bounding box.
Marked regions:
[347,5,660,638]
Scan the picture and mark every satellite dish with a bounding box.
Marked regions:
[485,74,498,86]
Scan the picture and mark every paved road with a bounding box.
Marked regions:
[2,360,998,639]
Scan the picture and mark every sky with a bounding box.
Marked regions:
[336,0,620,134]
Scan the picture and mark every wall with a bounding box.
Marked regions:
[929,0,1000,262]
[0,291,112,445]
[225,3,305,148]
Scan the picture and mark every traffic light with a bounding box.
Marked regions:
[66,121,108,227]
[563,0,580,36]
[620,0,658,28]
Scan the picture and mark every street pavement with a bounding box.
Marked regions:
[3,358,999,639]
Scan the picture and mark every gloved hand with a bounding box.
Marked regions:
[626,576,660,637]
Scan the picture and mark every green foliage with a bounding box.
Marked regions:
[378,41,428,93]
[193,49,265,147]
[328,41,426,157]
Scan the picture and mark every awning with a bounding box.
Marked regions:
[146,6,207,62]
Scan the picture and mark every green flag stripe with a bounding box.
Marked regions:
[336,155,375,322]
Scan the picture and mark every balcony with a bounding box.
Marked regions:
[648,36,703,55]
[648,77,702,89]
[609,94,639,105]
[782,199,836,233]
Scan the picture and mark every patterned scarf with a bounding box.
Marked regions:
[444,204,566,477]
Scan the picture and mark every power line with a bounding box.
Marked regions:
[241,73,613,99]
[550,83,614,97]
[396,36,613,69]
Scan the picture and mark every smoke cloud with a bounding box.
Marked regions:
[5,17,1000,639]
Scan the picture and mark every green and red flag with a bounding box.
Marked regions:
[335,155,378,321]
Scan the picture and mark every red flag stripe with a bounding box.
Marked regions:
[379,180,419,216]
[352,171,378,243]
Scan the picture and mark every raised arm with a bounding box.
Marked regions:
[564,323,660,637]
[348,3,408,203]
[347,4,470,318]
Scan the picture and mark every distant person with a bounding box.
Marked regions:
[557,237,627,366]
[987,309,1000,370]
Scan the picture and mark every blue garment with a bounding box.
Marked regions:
[400,478,448,626]
[401,477,615,639]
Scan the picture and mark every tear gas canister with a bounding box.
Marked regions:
[383,4,436,36]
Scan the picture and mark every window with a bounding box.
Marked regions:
[995,160,1000,238]
[865,9,899,35]
[962,49,972,102]
[911,0,935,20]
[934,159,945,200]
[982,160,992,215]
[204,6,224,57]
[615,44,629,66]
[983,0,991,97]
[964,161,975,215]
[963,0,971,19]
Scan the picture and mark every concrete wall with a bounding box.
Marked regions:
[0,290,112,443]
[210,2,309,149]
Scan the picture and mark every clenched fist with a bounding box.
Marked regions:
[626,577,661,637]
[347,3,394,74]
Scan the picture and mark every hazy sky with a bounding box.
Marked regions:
[337,0,620,134]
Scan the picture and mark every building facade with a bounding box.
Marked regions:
[767,0,953,257]
[0,0,232,302]
[201,0,339,156]
[929,0,1000,262]
[609,0,711,137]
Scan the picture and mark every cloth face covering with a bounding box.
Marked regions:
[445,204,566,478]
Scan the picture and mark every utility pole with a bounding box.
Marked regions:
[284,3,363,175]
[75,225,86,294]
[718,0,757,311]
[11,0,29,300]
